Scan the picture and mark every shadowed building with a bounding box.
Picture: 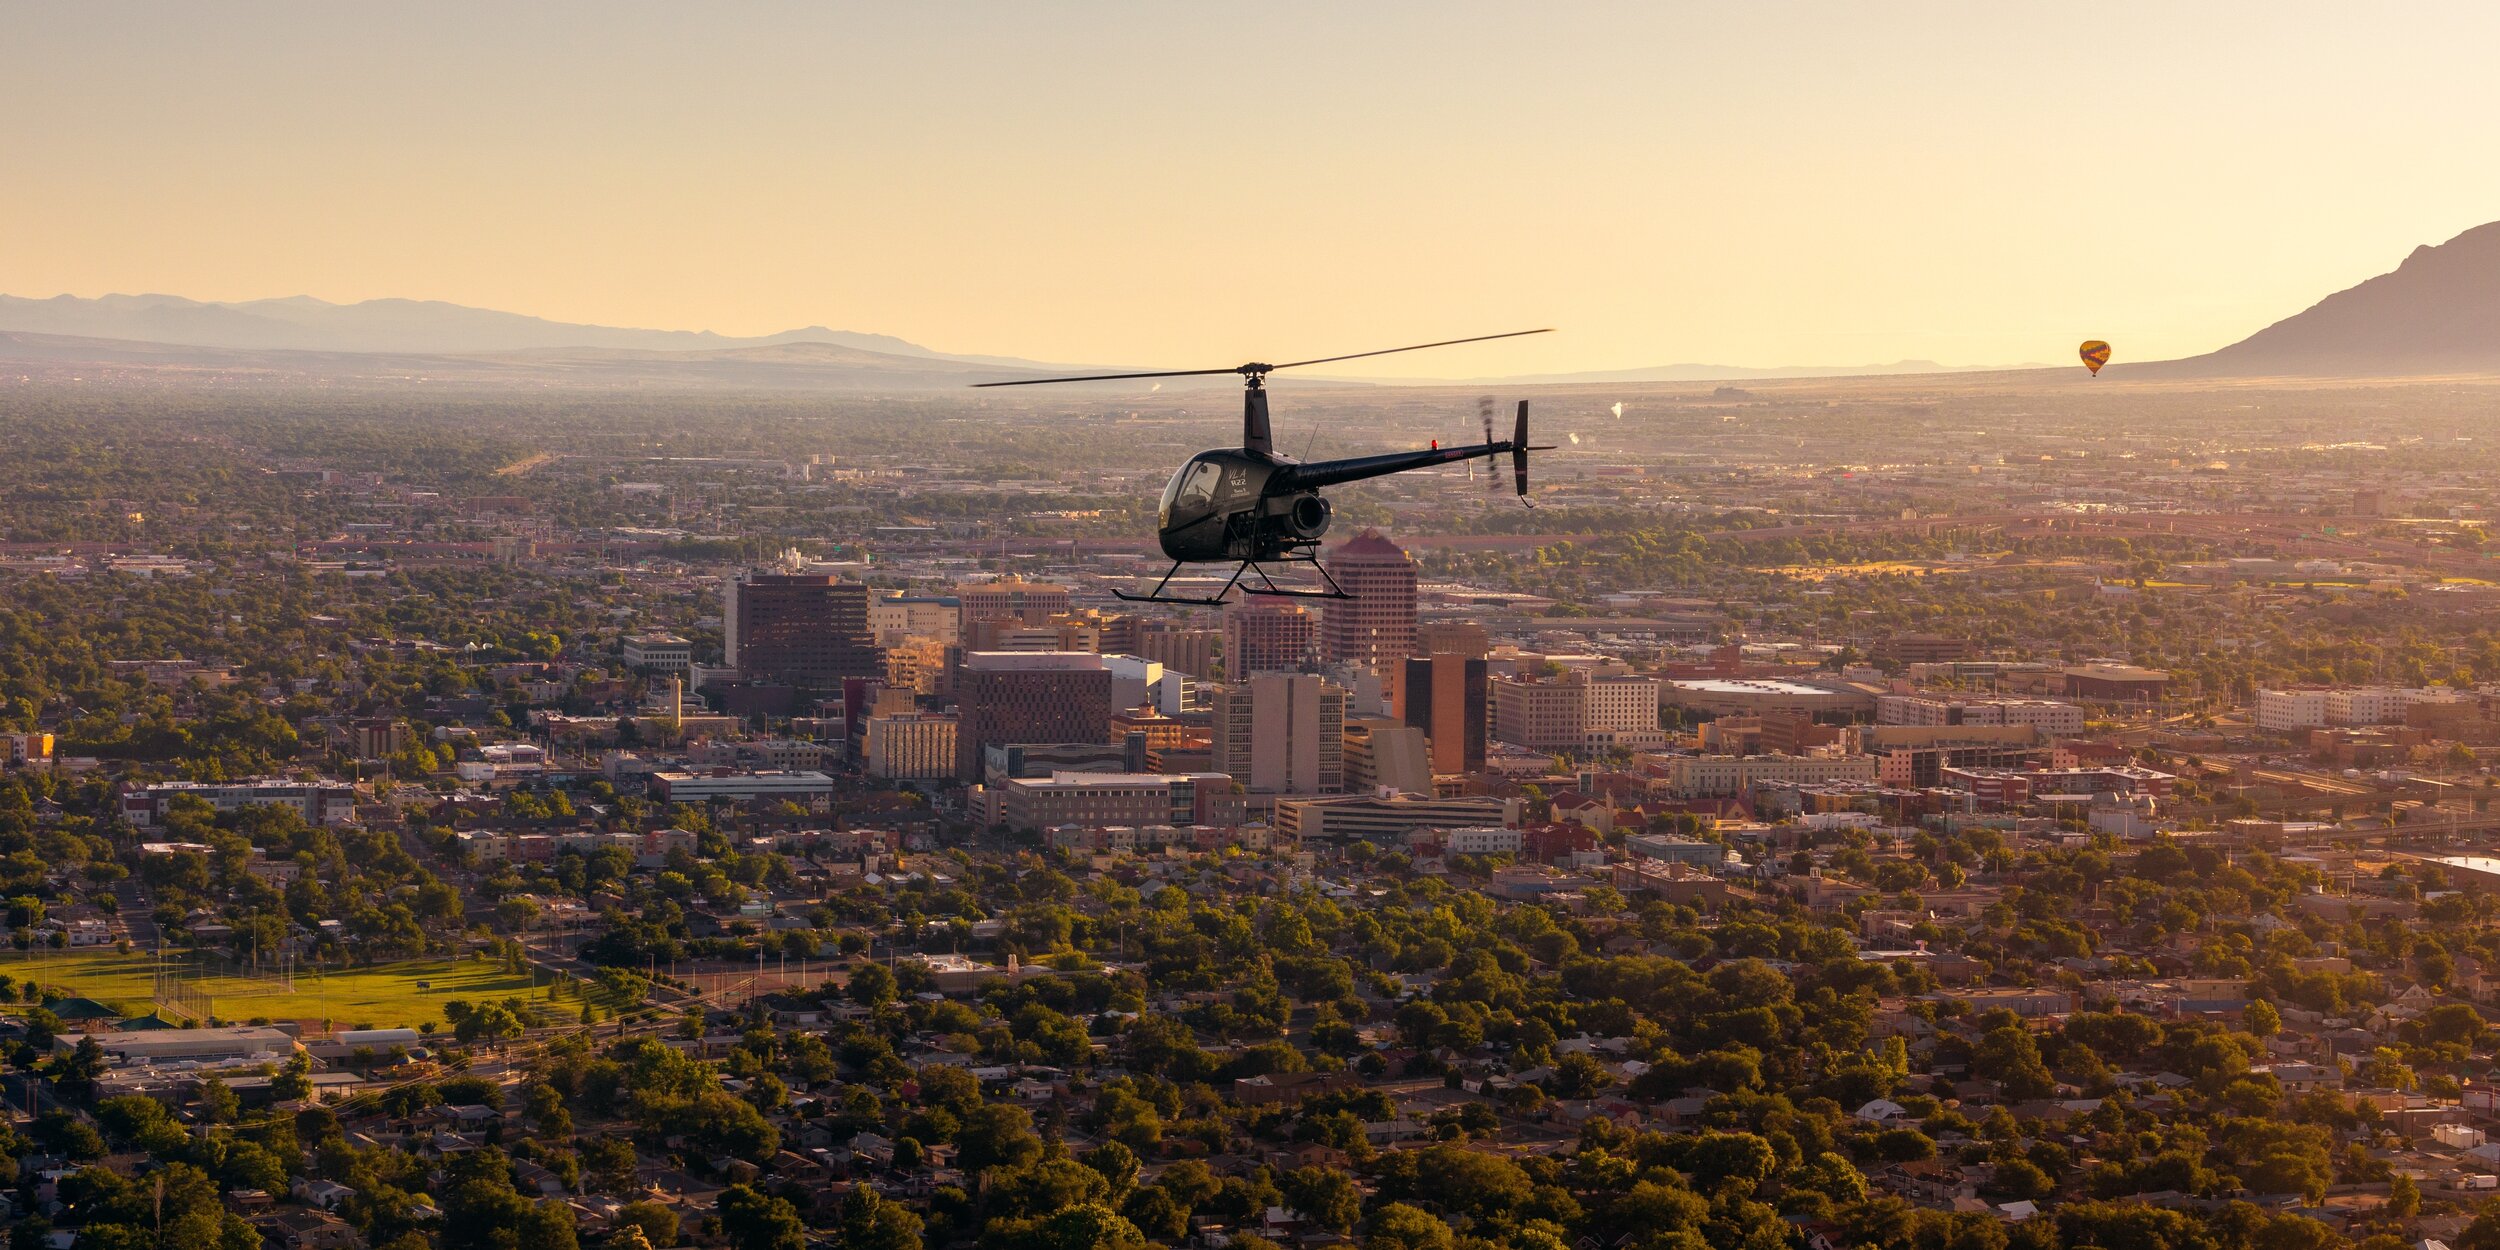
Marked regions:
[1225,600,1316,675]
[723,571,882,688]
[1400,654,1488,776]
[954,652,1112,782]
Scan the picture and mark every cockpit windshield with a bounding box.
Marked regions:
[1159,456,1224,527]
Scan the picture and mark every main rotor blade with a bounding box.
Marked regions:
[969,327,1552,388]
[971,366,1245,388]
[1269,328,1554,371]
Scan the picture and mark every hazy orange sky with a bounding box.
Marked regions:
[7,3,2500,375]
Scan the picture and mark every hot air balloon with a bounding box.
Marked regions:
[2079,340,2112,376]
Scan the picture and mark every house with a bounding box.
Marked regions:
[1231,1070,1358,1106]
[849,1133,897,1168]
[265,1210,364,1250]
[291,1179,356,1211]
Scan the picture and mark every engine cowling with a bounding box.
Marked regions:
[1284,492,1332,540]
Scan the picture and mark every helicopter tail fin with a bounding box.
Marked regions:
[1512,400,1531,498]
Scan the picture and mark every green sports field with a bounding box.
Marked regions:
[0,950,568,1031]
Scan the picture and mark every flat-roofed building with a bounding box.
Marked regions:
[1656,753,1878,798]
[646,770,836,803]
[1135,620,1221,680]
[1275,792,1520,842]
[1584,674,1666,749]
[121,780,358,829]
[1417,826,1524,856]
[2061,663,2170,702]
[860,712,958,781]
[987,771,1232,833]
[869,594,962,645]
[1666,678,1879,719]
[1400,655,1488,775]
[1212,673,1346,796]
[1491,676,1584,752]
[955,579,1072,634]
[1225,600,1317,675]
[1344,717,1433,795]
[722,571,882,688]
[1876,695,2085,737]
[622,634,693,673]
[954,651,1112,782]
[66,1025,300,1065]
[1624,833,1727,867]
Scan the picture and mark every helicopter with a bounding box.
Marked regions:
[974,329,1555,605]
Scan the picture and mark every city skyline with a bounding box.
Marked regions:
[9,4,2500,374]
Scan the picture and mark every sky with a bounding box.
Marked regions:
[7,3,2500,376]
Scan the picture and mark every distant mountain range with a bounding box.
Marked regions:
[10,220,2500,389]
[0,292,1065,366]
[0,292,2025,389]
[2151,220,2500,377]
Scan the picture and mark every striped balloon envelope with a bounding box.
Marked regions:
[2078,340,2112,375]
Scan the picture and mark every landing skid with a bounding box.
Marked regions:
[1113,554,1352,606]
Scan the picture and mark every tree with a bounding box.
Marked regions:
[53,1036,107,1098]
[271,1050,314,1101]
[198,1076,240,1124]
[1121,1186,1188,1242]
[990,1203,1150,1250]
[96,1095,180,1149]
[1281,1166,1362,1234]
[2243,999,2281,1038]
[220,1141,291,1196]
[846,961,896,1009]
[1983,1158,2055,1202]
[2459,1196,2500,1250]
[440,1148,577,1250]
[616,1203,677,1249]
[1972,1023,2058,1100]
[454,1003,524,1048]
[830,1185,920,1250]
[2390,1174,2422,1221]
[1365,1204,1456,1250]
[525,1083,573,1138]
[1079,1141,1140,1199]
[717,1184,804,1250]
[956,1103,1043,1174]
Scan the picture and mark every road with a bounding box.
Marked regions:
[114,878,161,950]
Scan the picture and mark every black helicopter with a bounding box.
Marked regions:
[975,330,1554,605]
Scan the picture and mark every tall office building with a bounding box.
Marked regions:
[1400,655,1488,775]
[965,616,1101,653]
[1322,531,1418,678]
[722,571,883,688]
[869,594,961,646]
[953,652,1113,782]
[1490,675,1587,753]
[1225,600,1316,675]
[1584,673,1666,748]
[859,685,959,782]
[1212,673,1346,796]
[955,579,1073,638]
[1344,717,1433,795]
[1135,619,1221,680]
[1415,621,1491,660]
